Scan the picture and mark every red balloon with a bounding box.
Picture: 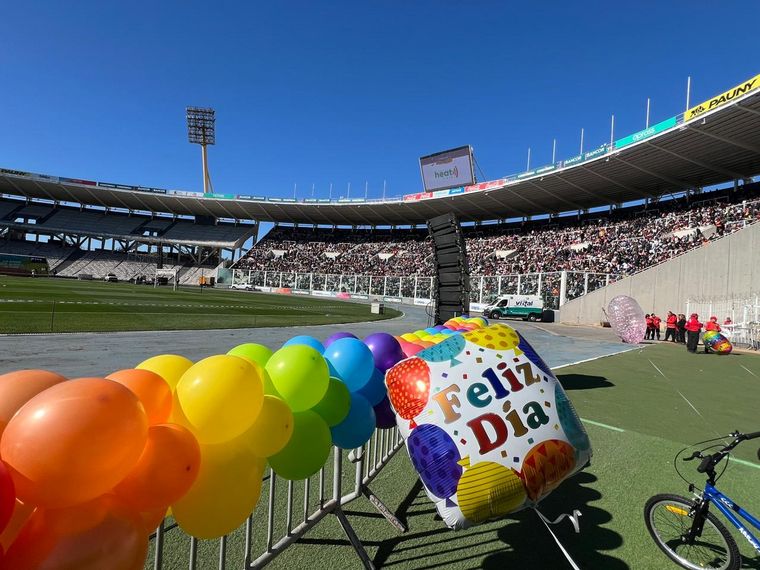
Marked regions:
[0,500,34,551]
[0,462,14,536]
[385,357,430,423]
[3,495,148,570]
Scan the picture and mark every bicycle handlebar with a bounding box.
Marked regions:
[691,430,760,477]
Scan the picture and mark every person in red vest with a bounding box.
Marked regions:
[644,314,653,340]
[651,313,662,340]
[704,316,721,354]
[724,317,733,326]
[705,316,721,333]
[664,311,678,342]
[685,313,703,353]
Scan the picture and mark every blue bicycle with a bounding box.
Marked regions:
[644,430,760,570]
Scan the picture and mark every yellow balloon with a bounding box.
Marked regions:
[137,354,193,391]
[245,395,294,457]
[175,355,264,444]
[172,436,265,539]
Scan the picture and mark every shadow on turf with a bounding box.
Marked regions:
[558,373,615,390]
[369,471,628,569]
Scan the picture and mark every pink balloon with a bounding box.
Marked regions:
[607,295,647,344]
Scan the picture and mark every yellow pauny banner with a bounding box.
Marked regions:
[684,73,760,122]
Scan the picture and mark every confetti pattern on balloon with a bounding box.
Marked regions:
[417,335,466,365]
[606,295,647,344]
[516,332,554,378]
[464,324,523,355]
[554,386,590,452]
[519,440,576,502]
[704,332,732,354]
[407,424,462,499]
[456,457,526,524]
[385,358,430,423]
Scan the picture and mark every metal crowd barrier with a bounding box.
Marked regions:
[147,427,406,570]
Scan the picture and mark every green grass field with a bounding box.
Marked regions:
[147,343,760,569]
[0,276,400,333]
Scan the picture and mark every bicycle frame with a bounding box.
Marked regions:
[699,483,760,553]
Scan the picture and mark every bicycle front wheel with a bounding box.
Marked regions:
[644,494,739,570]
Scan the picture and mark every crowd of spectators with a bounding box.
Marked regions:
[234,186,760,279]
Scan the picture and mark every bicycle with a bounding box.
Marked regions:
[644,430,760,570]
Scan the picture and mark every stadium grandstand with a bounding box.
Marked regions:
[2,71,760,308]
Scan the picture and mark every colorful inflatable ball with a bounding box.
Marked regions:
[364,332,404,372]
[283,335,326,354]
[324,331,358,348]
[606,295,647,344]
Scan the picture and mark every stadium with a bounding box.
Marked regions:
[1,6,760,568]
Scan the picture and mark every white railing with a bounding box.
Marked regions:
[686,295,760,349]
[223,269,621,310]
[148,427,405,570]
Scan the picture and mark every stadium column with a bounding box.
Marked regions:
[559,271,568,307]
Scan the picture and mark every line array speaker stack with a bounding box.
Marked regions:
[427,213,470,324]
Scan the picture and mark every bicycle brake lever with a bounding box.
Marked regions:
[683,451,702,462]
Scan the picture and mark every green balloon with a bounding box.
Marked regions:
[265,345,329,412]
[312,378,351,426]
[228,344,280,396]
[269,410,332,480]
[228,343,273,368]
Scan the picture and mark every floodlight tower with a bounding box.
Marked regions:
[186,107,216,194]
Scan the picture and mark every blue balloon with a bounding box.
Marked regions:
[324,338,374,392]
[284,335,325,354]
[331,393,376,449]
[358,368,387,406]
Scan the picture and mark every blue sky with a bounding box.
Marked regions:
[1,1,758,202]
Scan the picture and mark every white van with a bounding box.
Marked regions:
[483,295,544,321]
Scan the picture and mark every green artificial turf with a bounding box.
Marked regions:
[0,276,400,333]
[147,343,760,569]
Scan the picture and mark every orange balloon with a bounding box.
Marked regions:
[106,369,172,425]
[138,506,167,534]
[0,499,34,550]
[114,423,200,511]
[3,495,148,570]
[0,378,148,509]
[0,370,66,439]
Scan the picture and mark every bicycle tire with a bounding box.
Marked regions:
[644,494,740,570]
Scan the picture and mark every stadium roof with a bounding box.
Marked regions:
[2,76,760,226]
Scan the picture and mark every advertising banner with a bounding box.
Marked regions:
[684,73,760,123]
[614,116,677,148]
[582,144,609,162]
[0,168,31,177]
[419,146,475,192]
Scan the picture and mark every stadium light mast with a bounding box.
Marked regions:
[186,107,216,194]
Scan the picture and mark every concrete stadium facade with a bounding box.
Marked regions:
[559,221,760,325]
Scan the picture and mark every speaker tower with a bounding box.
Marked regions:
[427,213,470,324]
